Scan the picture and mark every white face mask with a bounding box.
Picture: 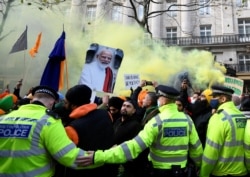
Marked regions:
[190,97,196,104]
[157,100,161,107]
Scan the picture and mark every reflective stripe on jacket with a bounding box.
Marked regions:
[0,104,88,177]
[200,101,248,177]
[94,103,203,169]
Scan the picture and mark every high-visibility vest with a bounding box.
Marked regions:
[0,104,94,177]
[94,103,203,169]
[244,118,250,172]
[200,101,248,177]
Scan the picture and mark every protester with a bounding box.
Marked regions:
[130,80,157,122]
[175,96,186,112]
[77,84,203,177]
[240,96,250,118]
[179,79,191,113]
[190,91,200,104]
[140,91,159,177]
[232,94,241,109]
[200,85,248,177]
[13,79,23,100]
[113,99,142,177]
[98,95,125,124]
[0,85,92,176]
[191,88,213,148]
[141,91,159,126]
[54,84,117,177]
[0,93,18,115]
[108,96,125,123]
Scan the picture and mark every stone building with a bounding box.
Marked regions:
[70,0,250,91]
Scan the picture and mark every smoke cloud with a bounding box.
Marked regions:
[0,2,226,97]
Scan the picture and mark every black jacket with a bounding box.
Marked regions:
[54,104,117,177]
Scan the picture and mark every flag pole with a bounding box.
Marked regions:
[65,59,69,90]
[63,24,69,90]
[22,49,26,80]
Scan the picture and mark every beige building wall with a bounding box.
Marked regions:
[70,0,250,66]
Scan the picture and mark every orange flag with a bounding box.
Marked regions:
[29,32,42,58]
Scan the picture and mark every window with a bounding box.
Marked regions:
[238,19,250,41]
[238,19,250,35]
[166,1,177,17]
[87,6,96,20]
[199,0,210,15]
[166,27,177,44]
[238,54,250,72]
[112,5,123,22]
[138,5,144,21]
[200,25,211,43]
[236,0,248,7]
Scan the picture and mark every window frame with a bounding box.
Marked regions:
[200,25,212,43]
[166,27,177,44]
[86,5,96,21]
[111,5,123,22]
[199,0,211,16]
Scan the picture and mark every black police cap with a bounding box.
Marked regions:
[32,85,59,100]
[211,85,234,96]
[156,85,180,99]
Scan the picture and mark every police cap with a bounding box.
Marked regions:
[32,85,59,100]
[156,85,180,99]
[210,85,234,96]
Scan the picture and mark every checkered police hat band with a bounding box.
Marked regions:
[212,89,232,95]
[158,90,177,99]
[35,89,56,99]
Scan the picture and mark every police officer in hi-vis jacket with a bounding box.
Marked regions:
[0,85,94,177]
[200,85,249,177]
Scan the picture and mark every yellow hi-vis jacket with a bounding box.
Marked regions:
[94,103,203,169]
[0,104,98,177]
[244,118,250,172]
[200,101,248,177]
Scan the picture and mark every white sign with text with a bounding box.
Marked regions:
[124,74,140,89]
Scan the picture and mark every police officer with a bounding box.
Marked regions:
[0,85,93,177]
[244,113,250,173]
[78,84,203,177]
[200,85,249,177]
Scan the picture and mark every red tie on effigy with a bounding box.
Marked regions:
[103,67,113,92]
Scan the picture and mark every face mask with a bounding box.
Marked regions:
[190,97,196,104]
[210,99,219,109]
[157,100,161,107]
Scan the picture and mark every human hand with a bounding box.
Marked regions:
[16,79,23,89]
[75,151,95,167]
[4,84,10,93]
[102,95,110,106]
[181,80,188,90]
[140,80,147,87]
[152,81,158,88]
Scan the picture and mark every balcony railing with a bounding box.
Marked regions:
[161,34,250,46]
[225,64,250,73]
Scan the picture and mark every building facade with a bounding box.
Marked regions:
[70,0,250,92]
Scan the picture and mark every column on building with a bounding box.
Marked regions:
[123,0,134,25]
[96,0,109,21]
[180,0,193,37]
[221,1,234,34]
[70,0,83,26]
[151,0,162,38]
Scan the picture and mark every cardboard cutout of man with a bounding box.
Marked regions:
[78,44,123,93]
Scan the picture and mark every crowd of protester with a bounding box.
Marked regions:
[1,78,250,177]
